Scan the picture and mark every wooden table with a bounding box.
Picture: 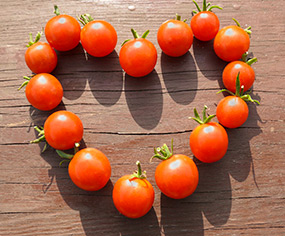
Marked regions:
[1,0,284,235]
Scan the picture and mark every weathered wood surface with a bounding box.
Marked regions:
[0,0,284,235]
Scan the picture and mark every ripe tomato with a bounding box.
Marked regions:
[68,148,111,191]
[152,141,199,199]
[157,14,193,57]
[190,0,222,41]
[222,56,257,93]
[216,96,248,128]
[20,73,63,111]
[44,110,84,150]
[79,14,117,57]
[214,19,251,61]
[217,73,260,128]
[25,32,57,74]
[119,29,157,77]
[112,161,154,218]
[189,106,228,163]
[45,5,81,51]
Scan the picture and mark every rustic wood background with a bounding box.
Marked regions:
[0,0,284,235]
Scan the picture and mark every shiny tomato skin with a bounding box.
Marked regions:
[25,73,63,111]
[157,19,193,57]
[25,42,57,74]
[68,148,111,191]
[223,61,255,93]
[190,11,220,41]
[119,38,157,77]
[112,175,155,218]
[44,110,83,150]
[80,20,117,57]
[190,122,228,163]
[45,14,81,51]
[216,96,249,128]
[214,25,250,62]
[155,154,199,199]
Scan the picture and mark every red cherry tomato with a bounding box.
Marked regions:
[112,161,155,218]
[152,141,199,199]
[45,5,81,51]
[223,57,257,93]
[189,106,228,163]
[214,19,251,61]
[25,32,57,74]
[68,148,111,191]
[79,14,117,57]
[190,0,222,41]
[44,110,84,150]
[216,96,248,128]
[21,73,63,111]
[119,29,157,77]
[157,15,193,57]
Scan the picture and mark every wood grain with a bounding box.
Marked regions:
[0,0,284,235]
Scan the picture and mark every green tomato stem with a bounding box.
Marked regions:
[151,140,174,161]
[247,57,258,66]
[130,161,147,180]
[26,32,42,47]
[54,5,60,16]
[131,28,139,39]
[189,105,216,125]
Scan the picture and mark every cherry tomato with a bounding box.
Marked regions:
[119,29,157,77]
[20,73,63,111]
[44,110,84,150]
[45,5,81,51]
[190,0,222,41]
[112,161,154,218]
[216,96,248,128]
[217,73,260,128]
[25,32,57,74]
[68,148,111,191]
[214,19,251,61]
[152,141,199,199]
[223,57,257,93]
[157,14,193,57]
[189,106,228,163]
[79,14,117,57]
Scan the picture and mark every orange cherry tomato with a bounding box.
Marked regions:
[112,161,155,218]
[68,148,111,191]
[21,73,63,111]
[44,110,84,150]
[152,141,199,199]
[79,14,117,57]
[157,15,193,57]
[25,32,57,74]
[45,5,81,51]
[189,106,228,163]
[119,29,157,77]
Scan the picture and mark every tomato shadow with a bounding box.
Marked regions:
[160,158,232,236]
[160,52,198,105]
[87,50,123,106]
[192,38,227,81]
[125,70,163,130]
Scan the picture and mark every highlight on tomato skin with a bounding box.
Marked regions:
[45,5,81,51]
[112,161,155,219]
[151,140,199,199]
[68,148,111,191]
[189,106,228,163]
[157,14,193,57]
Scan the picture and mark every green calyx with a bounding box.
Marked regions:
[218,72,260,104]
[175,13,187,22]
[121,29,150,46]
[232,18,252,35]
[18,76,32,90]
[30,126,46,144]
[78,14,94,26]
[242,52,258,66]
[26,32,42,47]
[130,161,147,180]
[192,0,222,14]
[189,105,216,125]
[54,5,60,16]
[151,139,173,161]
